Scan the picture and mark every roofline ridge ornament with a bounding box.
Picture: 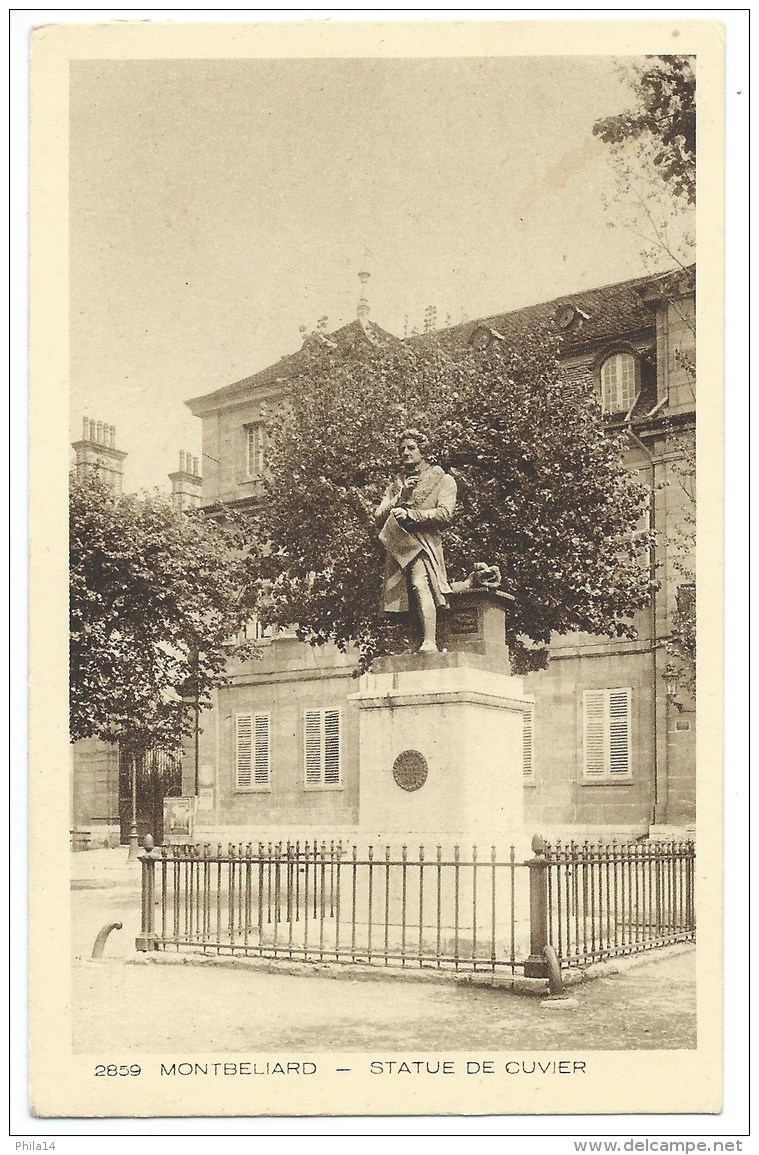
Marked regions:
[357,266,371,322]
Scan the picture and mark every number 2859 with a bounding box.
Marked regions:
[94,1064,141,1077]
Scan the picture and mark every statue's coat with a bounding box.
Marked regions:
[375,464,457,614]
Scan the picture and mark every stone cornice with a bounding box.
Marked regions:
[71,440,128,461]
[349,688,533,712]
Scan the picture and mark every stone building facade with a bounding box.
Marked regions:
[180,266,696,843]
[70,266,696,845]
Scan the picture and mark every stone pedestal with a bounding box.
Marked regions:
[438,587,514,658]
[348,591,533,856]
[348,592,533,955]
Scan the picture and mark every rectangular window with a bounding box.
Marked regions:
[235,713,270,789]
[304,708,341,788]
[625,496,652,575]
[522,707,534,779]
[582,689,631,781]
[236,617,298,644]
[246,423,266,479]
[248,614,274,641]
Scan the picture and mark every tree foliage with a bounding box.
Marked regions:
[593,55,696,205]
[69,476,255,750]
[593,57,696,280]
[664,422,696,698]
[669,586,696,699]
[249,332,656,671]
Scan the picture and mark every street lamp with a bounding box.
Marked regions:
[127,748,141,862]
[192,648,200,799]
[662,663,682,711]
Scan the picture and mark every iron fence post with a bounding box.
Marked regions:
[524,834,550,978]
[135,834,159,951]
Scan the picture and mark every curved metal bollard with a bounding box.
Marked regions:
[543,943,566,997]
[91,921,123,959]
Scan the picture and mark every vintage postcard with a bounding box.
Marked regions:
[24,13,735,1133]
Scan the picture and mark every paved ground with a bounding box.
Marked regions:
[74,948,696,1054]
[71,847,697,1055]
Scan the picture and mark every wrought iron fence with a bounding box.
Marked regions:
[136,835,696,976]
[136,839,529,972]
[540,837,696,968]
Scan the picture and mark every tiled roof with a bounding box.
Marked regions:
[414,268,688,355]
[188,266,693,414]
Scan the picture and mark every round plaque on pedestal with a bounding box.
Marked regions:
[392,749,428,792]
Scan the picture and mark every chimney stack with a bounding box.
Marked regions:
[72,417,128,492]
[169,450,202,511]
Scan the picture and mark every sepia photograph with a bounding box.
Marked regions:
[22,13,738,1131]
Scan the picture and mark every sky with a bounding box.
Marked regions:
[69,54,689,494]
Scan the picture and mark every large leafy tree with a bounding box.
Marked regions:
[250,330,656,671]
[69,476,254,752]
[593,56,695,277]
[593,55,696,206]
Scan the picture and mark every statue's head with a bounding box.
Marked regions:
[397,428,429,470]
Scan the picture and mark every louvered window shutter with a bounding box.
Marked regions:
[236,715,253,788]
[304,710,322,784]
[583,689,631,779]
[304,708,341,786]
[323,710,341,784]
[522,707,533,778]
[254,714,270,785]
[583,691,607,778]
[608,689,631,776]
